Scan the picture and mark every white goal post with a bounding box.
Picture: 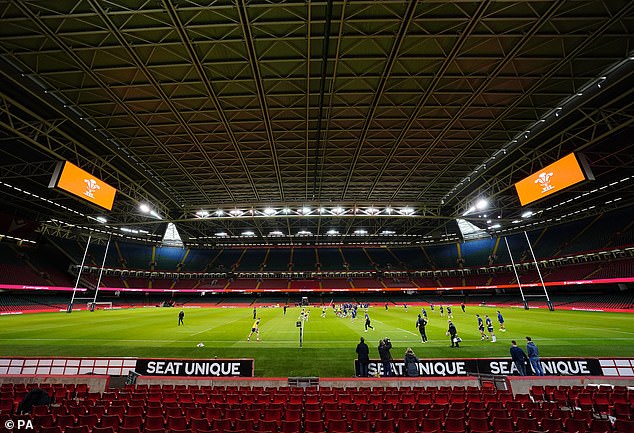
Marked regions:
[87,301,113,310]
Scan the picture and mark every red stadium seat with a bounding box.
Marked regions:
[589,418,613,433]
[420,418,442,433]
[516,417,539,432]
[304,420,325,433]
[491,417,515,432]
[468,416,491,433]
[614,420,634,433]
[166,416,188,431]
[374,418,396,433]
[64,426,90,433]
[540,417,564,432]
[189,417,211,433]
[280,419,301,433]
[326,418,348,433]
[444,417,466,433]
[92,428,116,433]
[565,417,589,433]
[396,417,419,433]
[235,419,257,433]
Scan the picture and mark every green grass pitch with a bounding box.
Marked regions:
[0,305,632,377]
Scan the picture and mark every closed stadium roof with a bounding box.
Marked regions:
[0,1,632,246]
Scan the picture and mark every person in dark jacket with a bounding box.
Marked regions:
[416,314,428,343]
[404,347,420,377]
[18,388,51,414]
[447,320,459,347]
[526,336,544,376]
[178,309,184,326]
[510,340,529,375]
[356,337,370,377]
[378,338,393,377]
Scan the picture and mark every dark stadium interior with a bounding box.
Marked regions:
[0,2,633,432]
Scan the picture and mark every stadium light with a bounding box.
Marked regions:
[95,216,107,224]
[331,206,344,215]
[326,229,339,235]
[242,231,255,236]
[385,207,393,214]
[282,207,291,214]
[263,207,276,216]
[269,231,284,236]
[522,210,533,218]
[318,207,326,214]
[215,232,228,237]
[365,207,379,215]
[196,210,209,218]
[400,207,414,215]
[301,206,311,215]
[297,230,312,236]
[229,209,242,216]
[475,199,488,210]
[215,209,224,216]
[354,229,368,235]
[139,203,150,213]
[381,230,395,235]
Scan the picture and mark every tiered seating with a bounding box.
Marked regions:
[2,383,631,433]
[238,249,268,272]
[366,248,401,270]
[340,249,372,271]
[266,249,291,272]
[293,249,317,271]
[154,247,188,271]
[212,249,244,271]
[319,249,344,271]
[460,239,496,268]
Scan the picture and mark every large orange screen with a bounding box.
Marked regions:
[53,161,117,211]
[514,153,588,206]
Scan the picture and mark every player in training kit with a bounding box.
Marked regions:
[178,310,184,326]
[421,308,427,319]
[497,310,506,332]
[447,306,453,319]
[364,312,374,332]
[416,314,428,343]
[476,314,488,340]
[321,306,327,318]
[485,315,496,342]
[439,306,444,317]
[247,318,261,341]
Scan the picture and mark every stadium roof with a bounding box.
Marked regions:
[0,1,632,247]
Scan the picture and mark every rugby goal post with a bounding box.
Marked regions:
[86,301,113,311]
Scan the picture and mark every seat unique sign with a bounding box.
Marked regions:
[514,153,593,206]
[49,161,117,211]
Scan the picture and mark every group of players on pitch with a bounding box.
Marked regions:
[241,303,507,345]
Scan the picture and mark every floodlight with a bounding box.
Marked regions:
[475,199,488,210]
[521,210,533,218]
[95,216,107,224]
[269,231,284,236]
[263,207,276,215]
[301,206,311,214]
[354,229,368,235]
[326,229,339,235]
[139,203,150,213]
[215,232,228,237]
[332,206,344,215]
[242,231,255,236]
[196,210,209,218]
